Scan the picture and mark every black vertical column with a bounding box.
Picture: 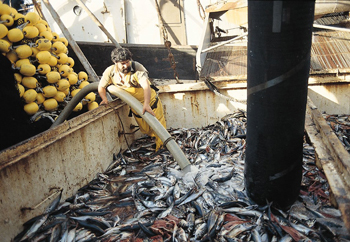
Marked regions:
[245,1,315,209]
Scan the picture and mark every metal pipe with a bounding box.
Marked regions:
[41,0,99,83]
[245,1,315,209]
[313,23,350,33]
[75,0,121,48]
[201,33,248,53]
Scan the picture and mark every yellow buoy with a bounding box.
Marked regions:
[66,57,74,68]
[24,102,39,115]
[37,63,51,75]
[51,32,59,41]
[20,63,36,76]
[42,85,58,98]
[52,41,66,54]
[0,14,13,27]
[88,101,99,111]
[17,83,25,97]
[73,102,83,112]
[39,30,53,41]
[25,12,40,26]
[0,3,12,15]
[59,64,70,77]
[14,73,22,84]
[31,46,39,57]
[84,92,96,104]
[23,89,37,103]
[58,37,68,46]
[48,55,57,67]
[36,50,51,64]
[15,58,30,67]
[23,25,39,39]
[56,78,70,91]
[56,53,68,64]
[36,93,45,104]
[15,44,32,59]
[36,38,52,51]
[6,49,18,63]
[13,12,25,21]
[71,88,81,97]
[35,23,47,33]
[54,91,66,102]
[0,39,11,53]
[46,71,60,84]
[61,87,70,96]
[78,71,88,81]
[0,23,8,39]
[7,28,24,42]
[38,19,49,29]
[22,76,38,89]
[43,98,58,111]
[67,73,78,85]
[79,80,90,89]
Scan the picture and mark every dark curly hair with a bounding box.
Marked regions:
[111,47,133,63]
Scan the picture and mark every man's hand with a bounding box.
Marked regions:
[143,104,155,116]
[100,99,109,105]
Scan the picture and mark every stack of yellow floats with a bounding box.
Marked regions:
[0,2,99,120]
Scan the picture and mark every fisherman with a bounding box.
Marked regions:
[98,47,166,151]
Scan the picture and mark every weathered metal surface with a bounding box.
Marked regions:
[0,100,140,242]
[305,98,350,233]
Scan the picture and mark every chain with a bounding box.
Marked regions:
[197,0,206,21]
[154,0,181,84]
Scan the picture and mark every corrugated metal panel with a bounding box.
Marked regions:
[200,12,350,80]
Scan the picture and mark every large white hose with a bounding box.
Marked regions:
[52,83,192,171]
[107,85,192,171]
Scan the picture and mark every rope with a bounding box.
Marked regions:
[197,0,206,21]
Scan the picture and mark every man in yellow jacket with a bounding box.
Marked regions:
[98,47,166,151]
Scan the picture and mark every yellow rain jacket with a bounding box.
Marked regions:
[99,61,166,151]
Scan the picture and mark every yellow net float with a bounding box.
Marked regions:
[31,46,39,57]
[84,92,96,104]
[14,73,22,83]
[24,102,39,115]
[36,50,51,64]
[25,12,40,26]
[21,76,38,89]
[23,25,39,39]
[15,58,30,67]
[0,23,8,38]
[23,89,37,103]
[59,64,70,77]
[15,44,32,59]
[66,57,74,68]
[35,23,47,33]
[46,71,61,84]
[0,39,11,53]
[52,41,66,54]
[6,49,18,63]
[88,101,99,111]
[36,39,52,51]
[78,71,88,82]
[17,83,25,97]
[7,28,24,42]
[37,63,51,75]
[43,98,58,111]
[36,93,45,104]
[38,19,49,29]
[58,37,68,47]
[48,55,57,67]
[20,63,36,76]
[56,53,68,64]
[39,30,53,41]
[51,32,59,41]
[62,87,70,96]
[79,80,90,89]
[73,102,83,112]
[42,85,58,98]
[0,3,12,15]
[54,91,66,102]
[71,88,80,97]
[56,78,70,91]
[0,14,14,27]
[67,73,78,85]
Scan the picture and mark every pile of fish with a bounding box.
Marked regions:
[15,110,349,242]
[323,113,350,153]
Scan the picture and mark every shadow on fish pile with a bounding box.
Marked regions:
[15,110,350,242]
[323,113,350,153]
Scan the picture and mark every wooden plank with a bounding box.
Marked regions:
[305,98,350,233]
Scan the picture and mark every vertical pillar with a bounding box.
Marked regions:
[245,1,315,209]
